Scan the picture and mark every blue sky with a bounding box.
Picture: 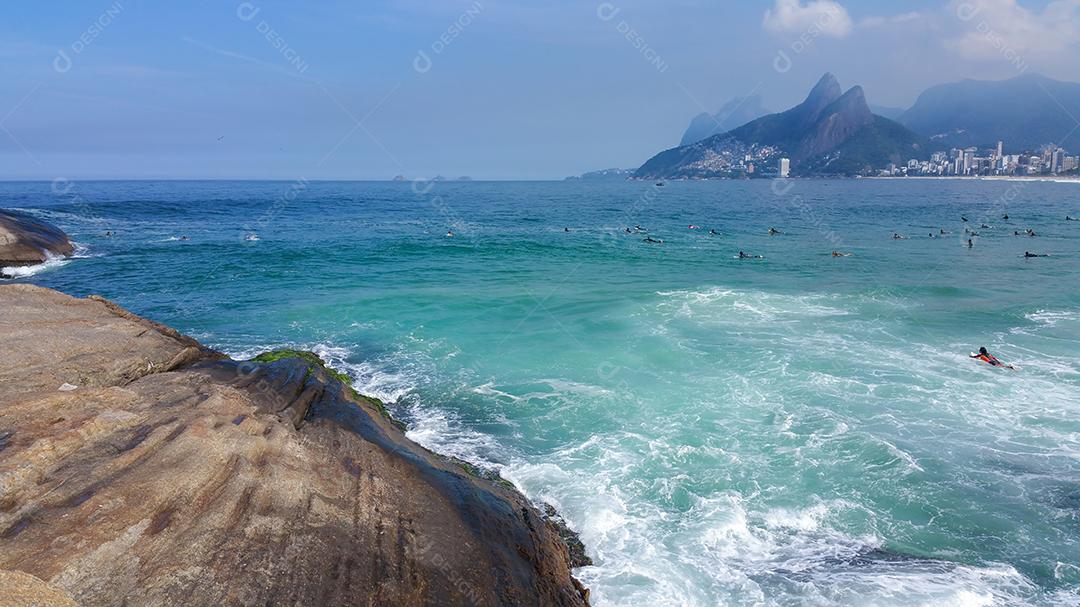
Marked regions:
[1,0,1077,179]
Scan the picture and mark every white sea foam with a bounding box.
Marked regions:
[1,251,72,278]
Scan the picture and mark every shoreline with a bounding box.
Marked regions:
[0,284,590,606]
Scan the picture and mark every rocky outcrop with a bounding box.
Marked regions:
[0,211,74,270]
[0,285,589,607]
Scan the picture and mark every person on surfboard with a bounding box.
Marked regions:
[971,347,1014,370]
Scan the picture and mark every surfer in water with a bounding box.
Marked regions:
[738,251,762,259]
[768,227,781,235]
[971,347,1015,370]
[709,229,720,236]
[831,251,852,257]
[644,236,663,244]
[1024,251,1049,258]
[967,238,974,248]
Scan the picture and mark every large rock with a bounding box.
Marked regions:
[0,285,589,607]
[0,210,74,269]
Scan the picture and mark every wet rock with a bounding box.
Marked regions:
[0,210,74,269]
[0,285,589,607]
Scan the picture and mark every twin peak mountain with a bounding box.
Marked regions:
[636,73,924,178]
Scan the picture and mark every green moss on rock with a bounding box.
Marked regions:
[250,349,404,429]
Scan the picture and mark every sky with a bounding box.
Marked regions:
[1,0,1078,180]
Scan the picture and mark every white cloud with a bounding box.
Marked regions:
[945,0,1080,60]
[763,0,854,38]
[859,12,921,28]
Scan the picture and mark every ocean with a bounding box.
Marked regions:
[4,179,1080,606]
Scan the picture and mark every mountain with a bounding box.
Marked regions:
[636,74,926,178]
[899,74,1080,151]
[680,95,771,146]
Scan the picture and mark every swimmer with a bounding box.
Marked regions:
[967,238,974,248]
[970,347,1015,370]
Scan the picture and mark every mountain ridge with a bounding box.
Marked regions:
[637,74,925,178]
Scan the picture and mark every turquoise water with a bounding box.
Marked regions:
[6,179,1080,606]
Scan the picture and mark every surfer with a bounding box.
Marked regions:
[970,347,1015,370]
[940,229,949,235]
[688,224,700,230]
[709,229,720,236]
[738,251,762,259]
[832,251,852,257]
[768,227,780,235]
[1002,214,1009,220]
[446,230,454,237]
[1024,251,1049,258]
[1067,215,1078,221]
[564,227,570,232]
[967,238,974,248]
[962,216,968,222]
[625,227,633,234]
[644,236,663,244]
[892,233,905,240]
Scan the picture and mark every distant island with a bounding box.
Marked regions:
[564,168,637,181]
[633,73,1080,180]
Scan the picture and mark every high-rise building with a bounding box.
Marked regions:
[963,148,976,175]
[1051,148,1063,174]
[778,158,790,178]
[996,141,1004,160]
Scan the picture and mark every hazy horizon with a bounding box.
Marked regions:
[2,0,1078,180]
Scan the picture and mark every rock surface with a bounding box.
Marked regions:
[0,210,75,269]
[0,285,589,607]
